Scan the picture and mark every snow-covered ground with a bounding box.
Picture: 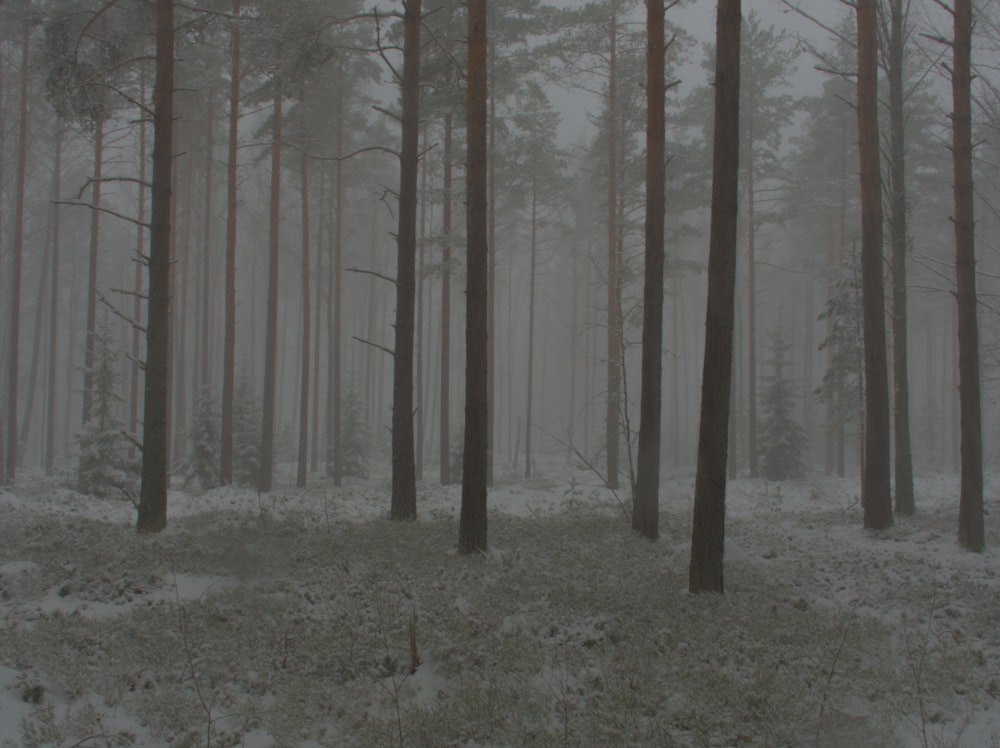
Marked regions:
[1,466,998,747]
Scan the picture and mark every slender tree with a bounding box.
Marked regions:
[258,86,283,494]
[606,0,622,491]
[460,0,489,554]
[46,130,64,475]
[633,0,666,540]
[856,0,892,530]
[6,23,30,481]
[390,0,422,520]
[296,101,311,489]
[137,0,175,533]
[689,0,740,594]
[219,0,240,486]
[952,0,983,551]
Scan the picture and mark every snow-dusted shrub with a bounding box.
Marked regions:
[183,387,220,491]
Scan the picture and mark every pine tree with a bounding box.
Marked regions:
[757,326,808,481]
[77,320,139,499]
[184,387,220,491]
[339,389,368,479]
[232,369,260,488]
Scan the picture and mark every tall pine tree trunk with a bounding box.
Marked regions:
[46,132,63,475]
[220,0,240,486]
[856,0,893,530]
[952,0,984,551]
[7,25,30,477]
[330,110,345,485]
[888,0,915,516]
[460,0,489,553]
[524,191,537,479]
[258,88,283,494]
[311,169,324,473]
[296,130,310,488]
[606,3,621,491]
[440,112,453,485]
[633,0,665,540]
[138,0,175,533]
[391,0,421,520]
[82,120,105,428]
[689,0,741,594]
[200,92,214,389]
[131,77,147,459]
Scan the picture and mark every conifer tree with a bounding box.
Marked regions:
[758,325,808,481]
[232,369,261,489]
[185,387,220,491]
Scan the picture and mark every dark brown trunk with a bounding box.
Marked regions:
[311,168,324,473]
[200,92,214,389]
[174,154,193,465]
[391,0,421,520]
[131,76,147,459]
[416,128,428,482]
[258,88,283,493]
[82,119,105,427]
[689,0,741,594]
[460,0,489,553]
[746,97,757,478]
[46,132,64,475]
[440,112,453,484]
[856,0,893,530]
[606,4,621,491]
[888,0,915,516]
[138,0,175,533]
[633,0,665,540]
[488,62,497,485]
[953,0,984,551]
[297,128,310,489]
[332,111,344,485]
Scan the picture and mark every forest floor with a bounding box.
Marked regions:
[1,464,999,747]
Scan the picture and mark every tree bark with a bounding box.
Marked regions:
[258,88,283,494]
[8,24,30,477]
[888,0,915,516]
[200,92,214,389]
[952,0,984,551]
[131,75,147,462]
[297,117,311,489]
[82,120,105,429]
[689,0,741,594]
[138,0,175,533]
[524,191,537,479]
[391,0,421,520]
[606,3,621,491]
[633,0,665,540]
[460,0,489,554]
[440,112,453,485]
[330,108,345,485]
[311,169,324,473]
[46,131,64,475]
[856,0,893,530]
[219,0,240,486]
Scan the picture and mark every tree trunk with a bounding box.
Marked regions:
[82,120,105,428]
[329,105,345,485]
[606,3,621,491]
[888,0,915,516]
[440,112,453,485]
[138,0,175,533]
[391,0,421,520]
[201,92,214,389]
[856,0,893,530]
[296,121,311,489]
[8,24,31,477]
[46,132,64,475]
[220,0,240,485]
[746,96,757,478]
[952,0,984,551]
[689,0,741,594]
[416,128,428,483]
[460,0,489,554]
[524,191,537,479]
[174,155,193,466]
[131,76,147,460]
[311,169,324,473]
[488,61,497,485]
[258,88,283,494]
[633,0,665,540]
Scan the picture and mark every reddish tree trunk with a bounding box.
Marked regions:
[524,191,537,479]
[201,92,214,389]
[953,0,984,551]
[606,5,621,491]
[131,76,147,457]
[460,0,489,553]
[689,0,741,594]
[138,0,175,533]
[297,133,311,488]
[82,120,105,428]
[390,0,421,520]
[258,89,283,493]
[440,112,453,484]
[46,132,64,475]
[856,0,893,530]
[633,0,666,540]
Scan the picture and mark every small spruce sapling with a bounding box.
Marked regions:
[233,368,261,487]
[757,324,808,481]
[77,318,139,498]
[339,388,368,479]
[184,387,220,491]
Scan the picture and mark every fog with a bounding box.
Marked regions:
[2,0,999,493]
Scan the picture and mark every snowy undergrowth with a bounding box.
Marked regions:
[0,471,998,747]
